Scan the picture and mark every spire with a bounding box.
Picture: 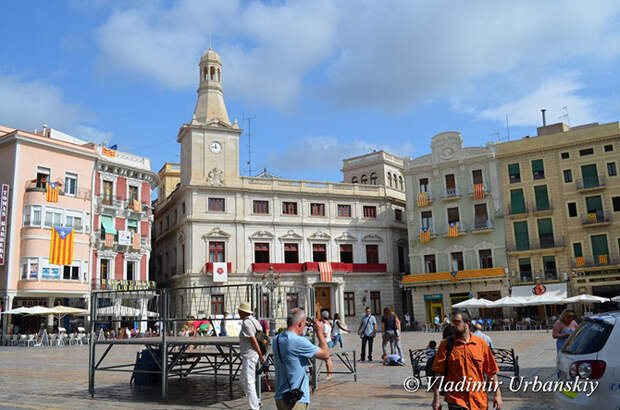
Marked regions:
[192,48,230,125]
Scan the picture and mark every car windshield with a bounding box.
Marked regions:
[562,319,613,355]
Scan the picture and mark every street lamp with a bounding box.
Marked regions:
[261,266,280,336]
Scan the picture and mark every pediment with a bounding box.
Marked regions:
[396,238,408,246]
[279,230,303,241]
[334,232,358,242]
[249,230,274,240]
[308,230,331,241]
[362,233,383,242]
[202,227,231,240]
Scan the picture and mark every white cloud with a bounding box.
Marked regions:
[72,124,114,144]
[266,136,414,174]
[477,76,597,127]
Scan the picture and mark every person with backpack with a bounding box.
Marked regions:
[238,301,265,410]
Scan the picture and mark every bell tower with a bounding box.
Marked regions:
[178,49,242,187]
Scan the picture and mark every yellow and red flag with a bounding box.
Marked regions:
[420,227,430,243]
[575,257,585,267]
[132,233,141,250]
[587,212,597,223]
[417,192,429,207]
[132,199,141,212]
[319,262,333,282]
[50,226,74,265]
[598,254,608,265]
[448,222,459,237]
[102,147,116,158]
[474,183,485,200]
[46,182,60,202]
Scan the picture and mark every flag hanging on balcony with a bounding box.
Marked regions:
[102,147,116,158]
[575,256,585,267]
[587,212,597,223]
[598,254,608,265]
[132,233,141,250]
[132,199,141,212]
[105,233,114,247]
[448,222,459,237]
[420,227,430,243]
[474,183,485,200]
[49,226,73,265]
[46,182,60,202]
[319,262,333,282]
[417,192,428,207]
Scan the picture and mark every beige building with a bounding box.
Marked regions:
[152,49,408,324]
[496,121,620,306]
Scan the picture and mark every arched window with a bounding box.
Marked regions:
[351,176,358,184]
[210,66,216,80]
[399,176,404,191]
[204,68,208,81]
[217,68,221,82]
[387,173,392,187]
[361,174,368,184]
[370,172,377,185]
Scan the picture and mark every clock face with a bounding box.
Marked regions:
[210,141,222,153]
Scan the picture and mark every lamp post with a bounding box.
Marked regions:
[261,266,280,336]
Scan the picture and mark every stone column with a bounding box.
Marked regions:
[47,297,55,331]
[336,281,345,325]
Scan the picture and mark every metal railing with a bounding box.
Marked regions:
[507,203,528,216]
[470,220,493,231]
[440,188,461,199]
[577,175,606,190]
[506,237,565,252]
[581,211,611,225]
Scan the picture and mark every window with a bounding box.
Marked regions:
[282,201,298,215]
[472,169,483,185]
[351,176,358,184]
[591,234,609,259]
[447,207,460,224]
[310,203,325,216]
[128,186,139,202]
[211,295,224,315]
[613,197,620,212]
[361,174,368,184]
[253,200,269,214]
[23,205,42,227]
[340,244,353,263]
[363,206,376,218]
[444,174,456,194]
[21,257,39,280]
[419,178,429,192]
[563,170,573,183]
[567,202,578,217]
[450,252,464,271]
[208,198,225,212]
[514,221,530,251]
[608,162,617,177]
[387,173,392,187]
[344,292,355,317]
[534,185,550,211]
[532,159,545,179]
[126,261,135,281]
[63,264,80,281]
[581,164,599,188]
[424,255,436,273]
[394,209,403,222]
[102,181,113,204]
[286,293,299,311]
[181,244,185,273]
[537,218,555,248]
[284,243,299,263]
[421,211,433,229]
[561,152,570,159]
[127,219,138,233]
[370,172,377,185]
[182,202,186,214]
[474,204,488,227]
[312,243,327,262]
[510,189,526,214]
[604,144,613,152]
[337,204,351,217]
[254,243,269,263]
[36,166,50,189]
[579,148,594,156]
[585,195,603,215]
[573,243,583,258]
[508,163,521,183]
[519,258,532,282]
[64,173,77,196]
[209,241,225,262]
[479,249,493,268]
[100,259,110,282]
[399,176,404,191]
[65,212,83,231]
[543,256,557,280]
[366,244,378,264]
[44,207,63,227]
[370,291,381,315]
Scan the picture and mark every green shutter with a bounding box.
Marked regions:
[510,189,525,214]
[581,164,599,188]
[537,218,553,235]
[573,243,583,258]
[508,163,520,175]
[534,186,549,211]
[127,219,138,228]
[532,159,544,173]
[585,196,603,213]
[591,235,609,256]
[514,221,530,250]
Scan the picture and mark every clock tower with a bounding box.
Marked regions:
[177,48,242,187]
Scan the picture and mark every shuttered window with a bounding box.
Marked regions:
[514,221,530,250]
[508,163,520,183]
[573,243,583,258]
[581,164,599,188]
[591,235,609,256]
[510,189,526,214]
[537,218,554,247]
[534,185,550,211]
[532,159,545,179]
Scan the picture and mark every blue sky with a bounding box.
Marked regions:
[1,1,620,182]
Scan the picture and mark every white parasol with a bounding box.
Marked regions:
[564,294,610,304]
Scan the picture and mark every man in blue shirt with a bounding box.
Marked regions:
[357,307,377,361]
[273,308,330,409]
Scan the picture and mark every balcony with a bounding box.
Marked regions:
[581,211,612,227]
[506,237,565,254]
[402,267,506,285]
[468,183,488,198]
[440,188,461,201]
[577,175,606,192]
[470,219,493,234]
[572,255,620,270]
[532,201,553,216]
[96,196,124,214]
[416,226,438,241]
[441,224,467,237]
[92,279,156,291]
[251,262,387,274]
[507,204,528,219]
[416,192,434,207]
[205,262,233,273]
[516,270,559,284]
[24,180,91,201]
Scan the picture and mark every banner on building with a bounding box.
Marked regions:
[46,182,60,202]
[118,230,131,246]
[0,184,9,265]
[319,262,333,282]
[213,262,228,282]
[448,222,459,237]
[474,183,485,200]
[50,226,74,265]
[132,199,141,212]
[105,233,114,248]
[102,147,116,158]
[420,227,430,243]
[417,192,429,207]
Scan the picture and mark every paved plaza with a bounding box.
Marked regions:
[0,330,562,409]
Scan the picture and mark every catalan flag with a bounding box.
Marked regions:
[50,226,74,265]
[420,227,430,243]
[598,254,608,265]
[46,182,60,202]
[417,192,429,207]
[575,257,585,267]
[318,262,333,282]
[132,233,141,250]
[474,183,485,200]
[448,222,459,238]
[102,147,116,158]
[132,199,141,212]
[105,233,114,248]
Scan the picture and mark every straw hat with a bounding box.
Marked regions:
[238,302,253,314]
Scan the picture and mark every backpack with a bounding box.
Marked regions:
[249,318,270,355]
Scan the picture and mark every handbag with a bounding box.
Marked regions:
[274,334,305,405]
[360,316,372,338]
[247,318,270,355]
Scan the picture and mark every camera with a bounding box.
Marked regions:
[306,318,316,327]
[256,360,270,375]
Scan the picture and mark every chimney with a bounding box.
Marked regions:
[541,109,547,127]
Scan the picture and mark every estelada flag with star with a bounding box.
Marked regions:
[46,182,60,202]
[50,226,74,265]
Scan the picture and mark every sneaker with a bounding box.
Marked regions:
[360,358,365,362]
[368,357,373,362]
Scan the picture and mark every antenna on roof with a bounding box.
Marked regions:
[559,106,570,126]
[209,32,213,49]
[505,113,511,141]
[243,114,256,176]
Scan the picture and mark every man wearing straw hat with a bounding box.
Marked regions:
[238,301,265,410]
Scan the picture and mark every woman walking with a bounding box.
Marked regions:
[331,313,350,348]
[381,307,403,359]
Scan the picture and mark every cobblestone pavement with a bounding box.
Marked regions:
[0,330,563,409]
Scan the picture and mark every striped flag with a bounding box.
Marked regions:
[132,233,141,250]
[474,183,485,200]
[318,262,333,282]
[598,254,608,265]
[105,233,114,247]
[46,182,60,202]
[132,199,141,212]
[417,192,429,207]
[50,226,74,265]
[420,227,430,243]
[587,212,597,223]
[448,222,459,237]
[575,257,585,267]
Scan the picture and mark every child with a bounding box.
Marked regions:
[424,340,437,377]
[382,353,406,366]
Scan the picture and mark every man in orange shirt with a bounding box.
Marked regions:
[432,310,502,410]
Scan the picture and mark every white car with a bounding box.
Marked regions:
[555,310,620,409]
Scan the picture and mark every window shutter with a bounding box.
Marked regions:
[510,189,525,213]
[537,218,553,236]
[572,243,583,258]
[514,221,529,250]
[534,186,549,210]
[532,159,544,173]
[590,235,609,256]
[508,163,520,175]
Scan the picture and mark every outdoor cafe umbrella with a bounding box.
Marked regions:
[564,294,610,304]
[0,306,33,315]
[489,296,528,307]
[612,295,620,302]
[452,298,495,308]
[522,293,568,306]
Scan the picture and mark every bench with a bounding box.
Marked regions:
[409,348,429,381]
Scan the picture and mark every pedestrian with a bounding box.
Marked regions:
[424,340,437,378]
[320,311,334,380]
[331,313,350,348]
[273,308,330,409]
[472,322,494,348]
[404,312,411,330]
[434,314,441,332]
[552,309,578,352]
[432,310,503,410]
[357,306,377,361]
[381,307,403,359]
[237,301,265,410]
[219,312,228,337]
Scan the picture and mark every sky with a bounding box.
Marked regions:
[1,1,620,182]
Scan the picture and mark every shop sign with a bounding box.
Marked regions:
[0,184,9,265]
[424,293,443,301]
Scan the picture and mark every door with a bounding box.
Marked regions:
[425,301,444,325]
[314,287,331,317]
[581,164,599,188]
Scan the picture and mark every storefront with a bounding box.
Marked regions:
[424,294,444,324]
